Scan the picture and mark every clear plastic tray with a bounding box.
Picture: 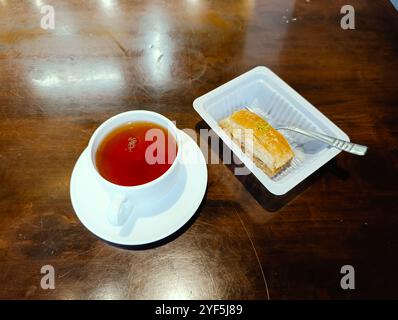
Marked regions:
[193,66,349,195]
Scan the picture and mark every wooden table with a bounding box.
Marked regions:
[0,0,397,299]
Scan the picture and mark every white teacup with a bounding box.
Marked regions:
[87,110,182,226]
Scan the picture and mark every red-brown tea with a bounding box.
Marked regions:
[95,121,178,186]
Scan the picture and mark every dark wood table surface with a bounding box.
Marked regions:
[0,0,397,300]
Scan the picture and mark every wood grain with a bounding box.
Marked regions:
[0,0,397,299]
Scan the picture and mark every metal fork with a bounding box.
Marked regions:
[245,106,368,156]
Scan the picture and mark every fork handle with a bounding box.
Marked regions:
[280,126,368,156]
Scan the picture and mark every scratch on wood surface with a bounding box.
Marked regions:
[233,206,270,300]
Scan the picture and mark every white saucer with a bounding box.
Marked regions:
[70,130,207,246]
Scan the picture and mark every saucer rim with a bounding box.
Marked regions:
[70,130,208,246]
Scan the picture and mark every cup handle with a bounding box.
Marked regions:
[107,194,134,226]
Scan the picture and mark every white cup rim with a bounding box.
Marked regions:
[88,110,182,191]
